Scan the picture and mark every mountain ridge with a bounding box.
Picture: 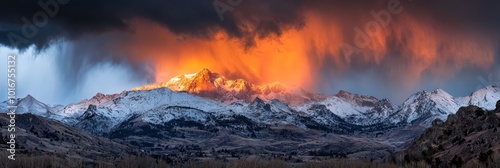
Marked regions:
[132,68,328,106]
[1,80,499,161]
[3,80,499,130]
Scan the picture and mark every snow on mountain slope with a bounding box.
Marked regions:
[295,85,500,127]
[140,106,213,125]
[57,92,120,117]
[0,95,55,116]
[113,88,225,113]
[389,85,500,127]
[455,84,500,110]
[132,68,327,106]
[294,90,395,126]
[74,88,228,134]
[240,97,304,126]
[389,89,459,126]
[1,81,498,136]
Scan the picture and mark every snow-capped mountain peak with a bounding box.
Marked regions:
[57,92,120,118]
[458,84,500,110]
[403,89,455,107]
[294,90,395,126]
[132,69,327,105]
[250,97,265,106]
[2,73,499,137]
[18,94,51,113]
[73,87,228,134]
[23,94,35,101]
[390,89,459,126]
[0,94,53,116]
[335,90,393,108]
[89,92,120,104]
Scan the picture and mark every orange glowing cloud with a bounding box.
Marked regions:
[388,14,496,88]
[112,19,315,88]
[107,10,497,93]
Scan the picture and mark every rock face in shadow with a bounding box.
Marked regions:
[403,100,500,167]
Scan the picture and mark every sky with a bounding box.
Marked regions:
[0,0,500,105]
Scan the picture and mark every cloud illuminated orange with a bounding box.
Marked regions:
[108,10,497,93]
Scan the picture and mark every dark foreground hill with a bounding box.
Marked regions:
[0,114,135,167]
[403,101,500,167]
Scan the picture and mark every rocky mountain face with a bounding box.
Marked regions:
[132,69,328,106]
[403,101,500,167]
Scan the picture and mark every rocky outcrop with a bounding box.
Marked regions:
[403,100,500,167]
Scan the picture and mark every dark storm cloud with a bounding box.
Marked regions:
[0,0,306,95]
[299,0,500,103]
[1,0,499,104]
[0,0,305,50]
[1,0,499,50]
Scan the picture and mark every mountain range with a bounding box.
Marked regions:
[1,69,500,160]
[132,68,327,106]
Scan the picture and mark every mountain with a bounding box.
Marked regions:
[74,88,226,134]
[0,95,55,117]
[389,89,459,127]
[132,68,327,106]
[294,90,395,126]
[456,84,500,110]
[91,94,402,160]
[67,88,399,136]
[1,80,499,160]
[389,85,500,127]
[3,84,499,136]
[129,69,500,128]
[403,101,500,167]
[57,93,120,118]
[2,82,499,136]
